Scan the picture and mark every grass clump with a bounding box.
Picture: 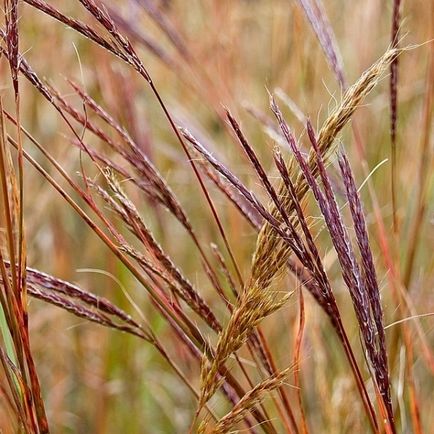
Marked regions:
[0,0,432,433]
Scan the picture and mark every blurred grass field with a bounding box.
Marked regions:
[0,0,433,433]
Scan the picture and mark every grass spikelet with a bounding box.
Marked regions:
[199,287,292,409]
[101,170,222,332]
[24,0,129,61]
[297,0,346,87]
[289,120,395,431]
[211,366,293,434]
[197,47,401,414]
[338,152,393,427]
[255,46,402,298]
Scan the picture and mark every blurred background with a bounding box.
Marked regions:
[0,0,432,432]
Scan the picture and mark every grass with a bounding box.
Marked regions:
[0,0,433,433]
